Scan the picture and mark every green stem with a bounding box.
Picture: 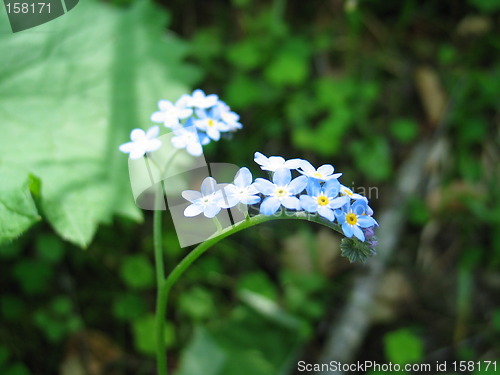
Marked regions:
[156,211,343,371]
[154,207,167,375]
[149,150,181,375]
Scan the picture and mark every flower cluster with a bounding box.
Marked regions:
[182,152,378,250]
[119,90,242,159]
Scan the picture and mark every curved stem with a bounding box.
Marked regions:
[157,211,343,356]
[150,150,181,375]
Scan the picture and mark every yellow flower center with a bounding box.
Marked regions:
[346,213,358,225]
[317,195,329,206]
[342,187,353,196]
[207,119,215,127]
[313,172,323,178]
[275,188,287,197]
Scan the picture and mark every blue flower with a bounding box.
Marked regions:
[254,152,304,172]
[298,160,342,181]
[219,167,261,208]
[254,168,308,215]
[194,108,230,141]
[213,101,242,131]
[182,177,226,218]
[340,185,365,200]
[299,179,350,221]
[335,201,377,241]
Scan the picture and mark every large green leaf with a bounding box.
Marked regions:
[0,1,198,246]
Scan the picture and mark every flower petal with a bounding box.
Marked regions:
[299,160,315,173]
[260,197,281,216]
[200,177,218,195]
[186,142,203,156]
[234,167,252,188]
[352,225,365,241]
[150,112,164,123]
[254,152,268,166]
[317,206,335,221]
[119,142,135,153]
[284,158,305,170]
[184,204,203,217]
[281,196,300,210]
[129,147,146,160]
[287,175,308,195]
[300,195,318,212]
[253,178,275,195]
[145,139,161,152]
[146,125,160,139]
[342,222,353,237]
[130,128,145,141]
[328,196,349,210]
[203,204,221,218]
[306,179,321,196]
[323,179,340,197]
[357,215,376,228]
[273,168,292,186]
[181,190,202,202]
[317,164,334,176]
[240,195,261,205]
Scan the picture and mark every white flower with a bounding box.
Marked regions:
[182,177,226,218]
[187,89,219,109]
[219,167,261,208]
[150,98,193,128]
[340,185,365,200]
[214,101,242,131]
[254,152,304,172]
[298,160,342,181]
[171,125,209,157]
[254,168,308,215]
[119,126,161,160]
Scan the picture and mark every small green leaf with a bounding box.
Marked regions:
[35,234,64,263]
[237,272,278,301]
[179,287,216,321]
[119,255,154,290]
[0,166,40,246]
[112,293,147,321]
[384,329,424,364]
[390,118,419,143]
[12,260,52,294]
[132,315,174,355]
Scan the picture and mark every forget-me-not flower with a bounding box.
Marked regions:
[187,89,219,109]
[182,177,225,218]
[219,167,261,208]
[340,185,365,200]
[335,201,377,241]
[171,122,209,157]
[298,160,342,181]
[254,168,308,215]
[254,152,304,172]
[214,101,242,131]
[194,108,230,141]
[300,179,349,221]
[150,98,193,128]
[119,125,162,160]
